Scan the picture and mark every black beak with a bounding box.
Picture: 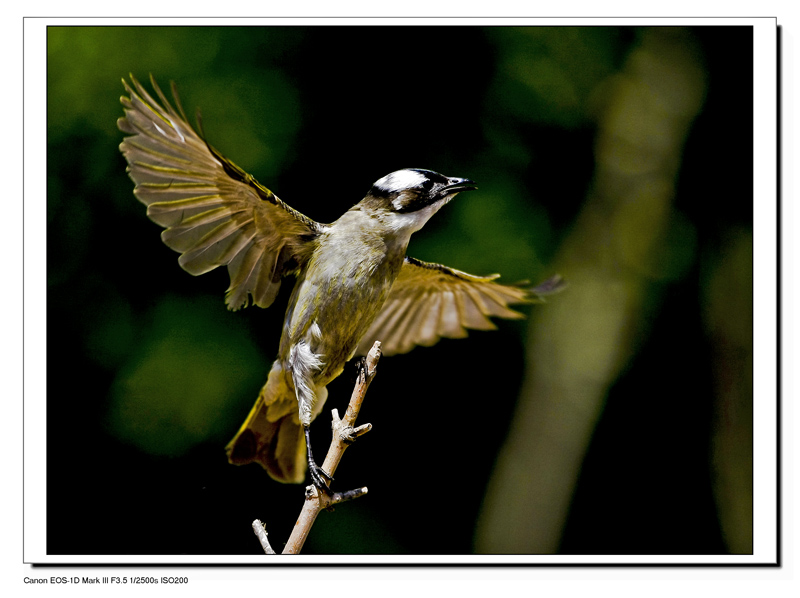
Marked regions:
[442,177,478,194]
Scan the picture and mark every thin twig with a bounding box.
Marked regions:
[251,519,276,554]
[250,341,382,555]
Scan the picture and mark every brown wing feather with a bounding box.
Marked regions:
[356,257,562,357]
[118,74,323,310]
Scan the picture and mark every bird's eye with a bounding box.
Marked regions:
[420,179,434,193]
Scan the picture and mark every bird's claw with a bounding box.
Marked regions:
[355,355,368,378]
[309,462,333,496]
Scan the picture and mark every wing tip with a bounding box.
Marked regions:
[529,274,568,298]
[225,289,249,311]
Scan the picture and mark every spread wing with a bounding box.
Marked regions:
[117,74,324,310]
[356,257,565,356]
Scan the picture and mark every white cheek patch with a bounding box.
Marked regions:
[374,169,427,195]
[391,191,413,212]
[382,202,441,235]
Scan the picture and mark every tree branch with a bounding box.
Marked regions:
[251,519,276,554]
[251,341,382,554]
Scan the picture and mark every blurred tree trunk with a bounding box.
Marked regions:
[704,230,754,553]
[475,27,708,553]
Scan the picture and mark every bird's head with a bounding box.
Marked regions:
[358,168,477,234]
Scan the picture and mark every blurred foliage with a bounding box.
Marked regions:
[107,296,266,456]
[486,27,626,128]
[44,25,754,556]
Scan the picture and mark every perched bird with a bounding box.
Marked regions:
[117,75,563,493]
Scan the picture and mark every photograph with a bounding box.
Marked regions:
[39,22,765,561]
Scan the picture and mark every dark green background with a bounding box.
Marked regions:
[46,26,753,556]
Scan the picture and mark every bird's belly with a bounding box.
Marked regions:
[312,278,393,378]
[281,260,399,383]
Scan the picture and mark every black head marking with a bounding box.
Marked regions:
[364,168,475,214]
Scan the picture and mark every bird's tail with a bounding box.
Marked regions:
[225,363,308,484]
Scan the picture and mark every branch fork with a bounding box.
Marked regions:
[332,410,372,445]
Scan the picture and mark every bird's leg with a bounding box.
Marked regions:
[304,424,333,495]
[355,355,368,381]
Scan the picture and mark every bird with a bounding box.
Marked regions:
[117,74,563,493]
